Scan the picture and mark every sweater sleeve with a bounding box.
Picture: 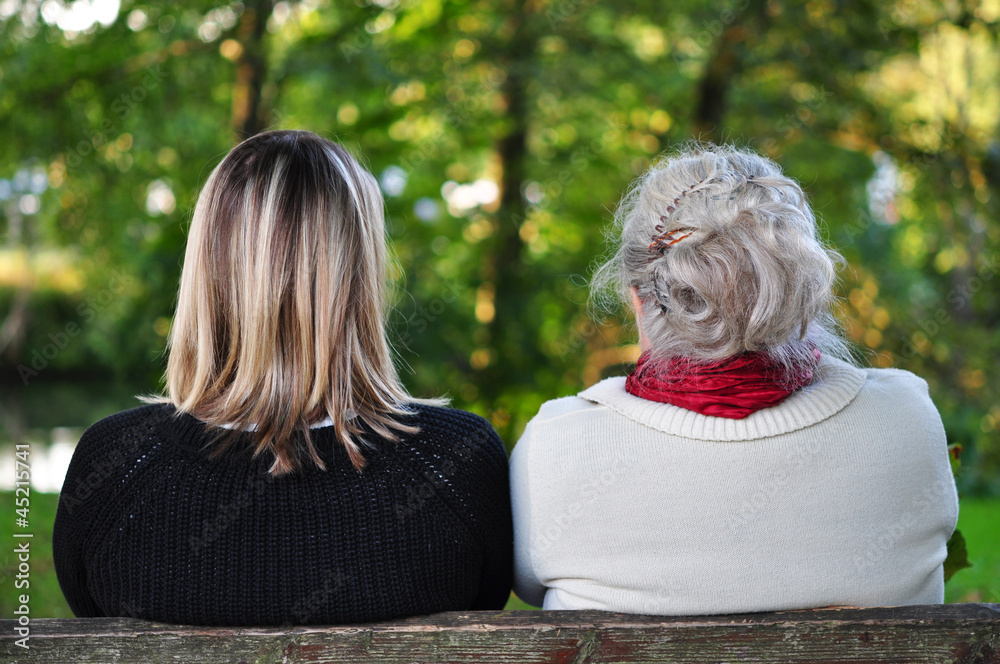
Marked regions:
[468,422,514,610]
[509,420,546,608]
[52,425,107,617]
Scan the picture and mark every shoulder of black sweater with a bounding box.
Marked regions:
[69,402,507,473]
[399,404,507,458]
[369,404,510,513]
[56,403,176,512]
[75,402,178,450]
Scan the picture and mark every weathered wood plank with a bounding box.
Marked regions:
[3,604,998,664]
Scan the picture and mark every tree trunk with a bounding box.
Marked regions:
[479,0,535,432]
[232,0,274,140]
[692,0,768,141]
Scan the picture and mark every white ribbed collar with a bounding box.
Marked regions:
[577,355,867,441]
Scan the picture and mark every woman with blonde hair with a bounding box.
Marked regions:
[54,130,512,625]
[510,144,957,614]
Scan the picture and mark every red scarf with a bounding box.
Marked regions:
[625,349,820,419]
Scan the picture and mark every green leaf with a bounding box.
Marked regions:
[944,529,972,584]
[948,443,962,476]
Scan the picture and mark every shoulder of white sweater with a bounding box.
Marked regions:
[513,395,604,454]
[850,365,939,423]
[857,364,930,394]
[530,394,604,422]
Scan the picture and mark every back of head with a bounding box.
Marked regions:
[165,130,414,474]
[595,143,848,376]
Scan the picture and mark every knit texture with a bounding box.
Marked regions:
[53,404,513,626]
[510,356,959,613]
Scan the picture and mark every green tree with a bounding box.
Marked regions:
[1,0,997,490]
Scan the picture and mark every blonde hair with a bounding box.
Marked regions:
[156,130,424,475]
[593,143,851,377]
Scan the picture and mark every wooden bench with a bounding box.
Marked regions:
[3,604,998,663]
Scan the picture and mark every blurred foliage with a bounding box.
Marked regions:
[0,0,998,494]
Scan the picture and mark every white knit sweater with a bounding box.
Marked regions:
[510,356,958,613]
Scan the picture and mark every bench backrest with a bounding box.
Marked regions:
[3,604,998,663]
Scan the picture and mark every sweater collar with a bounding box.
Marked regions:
[578,354,867,441]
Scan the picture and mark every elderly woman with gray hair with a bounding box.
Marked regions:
[510,144,958,614]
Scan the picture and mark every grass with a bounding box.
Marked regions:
[944,497,1000,603]
[3,491,995,618]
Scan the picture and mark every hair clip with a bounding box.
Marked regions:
[647,224,695,260]
[646,182,700,260]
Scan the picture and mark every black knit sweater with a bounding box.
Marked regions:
[52,404,513,626]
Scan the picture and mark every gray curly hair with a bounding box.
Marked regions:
[593,143,851,378]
